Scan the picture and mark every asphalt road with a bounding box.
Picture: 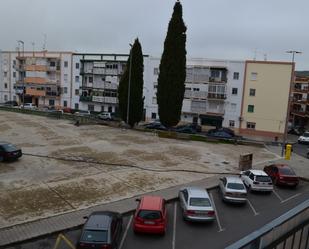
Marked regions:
[5,181,309,249]
[292,142,309,158]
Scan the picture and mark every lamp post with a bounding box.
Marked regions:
[126,44,133,125]
[17,40,25,108]
[281,50,302,157]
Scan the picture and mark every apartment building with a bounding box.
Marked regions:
[239,61,294,140]
[76,53,128,113]
[290,76,309,129]
[143,57,245,130]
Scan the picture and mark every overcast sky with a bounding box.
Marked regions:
[1,0,308,69]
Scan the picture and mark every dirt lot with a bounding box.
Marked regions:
[0,111,279,227]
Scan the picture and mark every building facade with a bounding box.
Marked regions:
[290,76,309,129]
[143,57,245,130]
[239,61,294,140]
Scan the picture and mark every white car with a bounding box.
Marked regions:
[178,187,215,222]
[21,103,36,109]
[219,176,247,203]
[240,169,273,192]
[98,112,114,120]
[298,132,309,144]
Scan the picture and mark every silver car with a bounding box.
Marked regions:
[219,176,247,203]
[178,187,215,222]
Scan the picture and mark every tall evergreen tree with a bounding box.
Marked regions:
[118,38,144,127]
[157,0,187,128]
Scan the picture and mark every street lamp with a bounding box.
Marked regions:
[126,43,133,125]
[17,40,25,108]
[281,50,302,156]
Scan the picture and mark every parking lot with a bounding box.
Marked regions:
[7,181,309,249]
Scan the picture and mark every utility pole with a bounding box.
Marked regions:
[17,40,25,108]
[281,50,302,157]
[126,44,133,125]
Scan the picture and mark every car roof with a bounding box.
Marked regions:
[139,196,163,211]
[225,176,244,184]
[186,187,209,198]
[0,141,10,146]
[248,169,268,176]
[84,211,119,230]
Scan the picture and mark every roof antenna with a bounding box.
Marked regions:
[42,34,47,51]
[253,48,257,61]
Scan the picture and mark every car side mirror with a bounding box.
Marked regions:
[135,198,141,202]
[83,216,88,219]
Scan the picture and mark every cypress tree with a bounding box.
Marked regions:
[157,0,187,128]
[118,38,144,127]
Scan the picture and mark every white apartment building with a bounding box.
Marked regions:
[143,57,245,130]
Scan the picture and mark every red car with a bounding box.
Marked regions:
[263,164,299,187]
[0,142,22,162]
[133,195,167,235]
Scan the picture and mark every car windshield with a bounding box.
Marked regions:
[279,167,295,175]
[81,229,108,242]
[2,144,18,152]
[189,197,211,207]
[303,132,309,137]
[138,210,161,220]
[255,176,271,182]
[227,183,245,190]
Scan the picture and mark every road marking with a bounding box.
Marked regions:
[209,193,225,232]
[273,189,283,202]
[247,199,259,216]
[172,202,177,249]
[119,215,133,249]
[282,193,302,203]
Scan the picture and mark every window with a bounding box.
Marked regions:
[64,61,68,68]
[152,97,157,104]
[154,68,159,75]
[251,72,257,81]
[50,61,56,67]
[232,88,238,95]
[75,76,79,82]
[63,100,67,107]
[75,63,79,69]
[13,72,16,78]
[4,72,7,77]
[4,95,8,101]
[88,104,94,111]
[4,83,8,89]
[63,87,68,94]
[108,106,112,112]
[64,74,68,82]
[101,106,105,112]
[247,105,254,113]
[151,112,157,119]
[229,120,235,127]
[231,103,237,111]
[193,88,200,91]
[154,82,158,89]
[89,77,93,83]
[246,122,256,129]
[75,103,79,109]
[49,99,55,106]
[233,72,239,80]
[13,96,16,101]
[75,89,79,95]
[249,88,256,96]
[13,60,16,65]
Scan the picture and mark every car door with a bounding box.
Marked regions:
[241,171,250,186]
[248,173,255,186]
[179,189,189,212]
[219,177,226,196]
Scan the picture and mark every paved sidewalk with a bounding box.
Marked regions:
[0,175,220,247]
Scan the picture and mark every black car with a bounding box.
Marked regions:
[144,121,167,131]
[207,128,235,138]
[4,101,18,107]
[77,211,123,249]
[0,142,22,162]
[175,123,202,133]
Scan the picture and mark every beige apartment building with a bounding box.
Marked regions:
[239,61,294,140]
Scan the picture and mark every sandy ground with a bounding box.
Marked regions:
[0,111,279,227]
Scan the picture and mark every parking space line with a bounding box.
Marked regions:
[172,202,177,249]
[119,215,133,249]
[209,193,225,232]
[273,189,284,202]
[281,193,302,203]
[247,199,259,216]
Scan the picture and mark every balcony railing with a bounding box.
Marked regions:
[184,91,208,99]
[46,91,60,97]
[293,87,309,93]
[207,93,227,100]
[291,110,309,117]
[80,96,92,102]
[79,95,118,104]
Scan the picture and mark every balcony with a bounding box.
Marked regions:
[25,88,46,97]
[207,93,227,100]
[24,65,47,72]
[92,96,118,104]
[292,98,309,105]
[24,77,48,84]
[80,96,92,102]
[47,66,61,72]
[291,110,309,117]
[293,87,308,93]
[184,91,208,99]
[46,91,60,97]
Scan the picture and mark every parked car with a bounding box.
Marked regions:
[174,123,202,134]
[219,176,247,203]
[288,126,305,136]
[207,128,236,139]
[240,169,273,192]
[4,101,18,107]
[263,164,299,187]
[75,110,91,116]
[21,103,36,109]
[77,211,123,249]
[98,112,115,121]
[298,131,309,144]
[178,187,215,222]
[0,142,22,162]
[62,107,73,113]
[133,195,167,234]
[144,121,167,131]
